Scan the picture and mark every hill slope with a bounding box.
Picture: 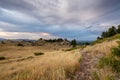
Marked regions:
[94,34,120,44]
[75,36,119,80]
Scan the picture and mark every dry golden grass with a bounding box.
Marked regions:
[0,45,81,80]
[82,40,119,80]
[95,67,116,80]
[83,40,119,57]
[1,39,118,80]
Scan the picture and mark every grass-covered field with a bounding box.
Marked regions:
[0,45,81,80]
[0,34,120,80]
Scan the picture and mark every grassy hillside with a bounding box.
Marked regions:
[0,44,81,80]
[94,34,120,44]
[1,34,120,80]
[80,35,120,80]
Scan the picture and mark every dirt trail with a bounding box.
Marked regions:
[74,51,98,80]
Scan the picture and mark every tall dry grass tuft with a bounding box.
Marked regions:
[82,40,119,80]
[0,50,81,80]
[95,67,115,80]
[83,40,118,57]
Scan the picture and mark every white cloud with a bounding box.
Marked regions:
[41,32,51,36]
[0,31,58,39]
[0,28,4,32]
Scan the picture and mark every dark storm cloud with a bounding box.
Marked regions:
[88,0,120,23]
[0,0,120,24]
[100,0,120,8]
[0,0,34,11]
[0,0,120,40]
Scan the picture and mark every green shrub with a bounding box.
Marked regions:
[99,47,120,73]
[34,52,44,56]
[105,76,115,80]
[111,48,120,57]
[99,57,111,68]
[0,56,6,60]
[111,59,120,72]
[71,39,77,47]
[17,43,24,47]
[27,56,34,59]
[99,56,120,72]
[92,71,100,80]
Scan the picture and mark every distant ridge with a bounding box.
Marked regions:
[0,38,6,41]
[0,38,36,41]
[77,40,93,45]
[12,39,36,42]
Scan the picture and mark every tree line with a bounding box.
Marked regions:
[38,38,68,42]
[97,25,120,39]
[38,38,77,47]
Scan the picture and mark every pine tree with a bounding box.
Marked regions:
[117,25,120,33]
[108,26,117,37]
[101,31,108,38]
[71,39,77,47]
[97,37,102,40]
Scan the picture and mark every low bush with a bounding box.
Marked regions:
[27,56,34,59]
[92,71,100,80]
[99,57,111,68]
[99,41,120,73]
[34,52,44,56]
[17,43,24,47]
[64,47,79,52]
[99,55,120,72]
[111,59,120,72]
[111,48,120,57]
[0,56,6,60]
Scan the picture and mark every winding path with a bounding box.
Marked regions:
[74,51,98,80]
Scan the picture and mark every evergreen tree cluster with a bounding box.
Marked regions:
[98,25,120,39]
[45,38,64,42]
[38,38,68,43]
[71,39,77,47]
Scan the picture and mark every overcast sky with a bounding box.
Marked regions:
[0,0,120,40]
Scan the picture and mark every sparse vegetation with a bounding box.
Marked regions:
[1,41,5,44]
[0,56,5,60]
[17,43,24,47]
[34,52,44,56]
[64,47,80,51]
